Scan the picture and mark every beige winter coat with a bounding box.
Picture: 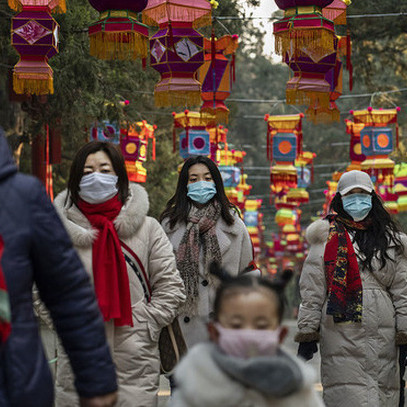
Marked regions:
[162,211,254,348]
[53,184,186,407]
[296,219,407,407]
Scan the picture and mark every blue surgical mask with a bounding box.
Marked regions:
[342,193,372,222]
[187,181,217,205]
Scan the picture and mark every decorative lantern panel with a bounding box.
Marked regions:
[360,127,393,156]
[121,137,147,161]
[179,129,210,159]
[272,133,297,163]
[297,167,311,188]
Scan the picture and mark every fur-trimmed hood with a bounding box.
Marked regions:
[54,183,149,247]
[305,219,330,245]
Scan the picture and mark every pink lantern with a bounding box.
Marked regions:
[143,0,212,107]
[10,0,62,94]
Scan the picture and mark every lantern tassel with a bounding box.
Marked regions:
[346,31,353,91]
[231,53,236,83]
[152,136,156,161]
[89,32,148,60]
[154,91,202,108]
[13,73,53,95]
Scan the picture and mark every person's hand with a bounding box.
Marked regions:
[80,391,118,407]
[297,341,318,361]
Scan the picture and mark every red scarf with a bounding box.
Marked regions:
[0,236,11,343]
[78,196,133,327]
[324,215,365,323]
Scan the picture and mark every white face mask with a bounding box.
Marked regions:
[78,172,119,204]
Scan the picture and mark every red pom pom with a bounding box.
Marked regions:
[184,109,189,115]
[396,106,401,112]
[349,110,354,114]
[172,112,176,116]
[367,106,373,112]
[124,100,130,105]
[299,113,304,118]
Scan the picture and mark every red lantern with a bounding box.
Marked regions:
[143,0,212,107]
[198,34,239,123]
[345,120,365,171]
[88,0,149,61]
[10,0,62,94]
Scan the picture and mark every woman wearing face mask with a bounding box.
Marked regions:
[168,263,324,407]
[160,156,256,349]
[52,141,186,407]
[296,170,407,407]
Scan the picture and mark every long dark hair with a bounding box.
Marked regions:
[67,141,129,205]
[330,191,404,271]
[160,156,237,228]
[210,262,293,323]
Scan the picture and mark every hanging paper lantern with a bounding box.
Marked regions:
[90,121,120,143]
[10,0,62,94]
[208,125,228,162]
[88,0,149,61]
[273,0,336,62]
[198,34,239,123]
[351,108,400,185]
[143,0,212,107]
[265,114,303,193]
[219,166,241,188]
[172,110,215,159]
[285,47,337,108]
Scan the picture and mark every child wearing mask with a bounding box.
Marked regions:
[169,264,324,407]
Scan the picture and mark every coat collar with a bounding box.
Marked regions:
[54,183,149,247]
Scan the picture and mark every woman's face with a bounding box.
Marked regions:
[83,151,116,176]
[187,163,213,185]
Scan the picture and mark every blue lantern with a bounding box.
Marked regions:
[297,167,311,188]
[179,129,210,159]
[360,127,393,156]
[272,132,297,162]
[244,211,258,227]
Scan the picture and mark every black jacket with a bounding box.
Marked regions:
[0,130,117,406]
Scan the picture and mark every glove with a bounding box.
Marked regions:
[297,341,318,361]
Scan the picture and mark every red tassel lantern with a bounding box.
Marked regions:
[88,0,149,61]
[143,0,212,107]
[198,34,239,124]
[273,0,336,62]
[345,120,365,171]
[10,0,63,94]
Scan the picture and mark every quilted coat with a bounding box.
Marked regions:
[162,212,254,348]
[296,218,407,407]
[53,184,185,407]
[0,130,117,407]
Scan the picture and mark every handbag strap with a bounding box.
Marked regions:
[167,323,180,362]
[120,241,152,303]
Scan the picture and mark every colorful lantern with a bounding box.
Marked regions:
[120,120,156,182]
[10,0,62,94]
[143,0,212,107]
[351,107,400,185]
[198,34,239,123]
[265,114,303,193]
[273,0,336,62]
[172,110,215,158]
[88,0,149,61]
